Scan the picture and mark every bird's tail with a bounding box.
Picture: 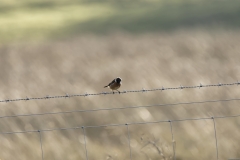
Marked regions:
[104,85,108,88]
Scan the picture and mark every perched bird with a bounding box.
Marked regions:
[104,77,122,94]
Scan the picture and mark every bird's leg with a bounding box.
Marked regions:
[117,90,120,94]
[112,90,114,94]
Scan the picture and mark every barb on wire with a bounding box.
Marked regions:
[161,86,165,91]
[237,80,240,85]
[0,81,238,103]
[180,85,184,89]
[1,98,240,119]
[65,93,69,98]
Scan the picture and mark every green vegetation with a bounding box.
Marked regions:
[0,0,240,43]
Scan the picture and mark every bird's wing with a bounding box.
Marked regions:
[107,79,116,86]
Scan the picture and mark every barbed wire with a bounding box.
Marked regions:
[1,81,239,103]
[0,97,240,119]
[1,114,239,160]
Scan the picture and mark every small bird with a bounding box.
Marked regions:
[104,77,122,94]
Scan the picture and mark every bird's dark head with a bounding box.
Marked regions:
[116,77,122,83]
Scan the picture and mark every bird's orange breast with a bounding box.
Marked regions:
[110,83,121,90]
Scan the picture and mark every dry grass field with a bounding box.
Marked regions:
[0,30,240,160]
[0,0,240,160]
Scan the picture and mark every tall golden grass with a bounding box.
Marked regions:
[0,30,240,159]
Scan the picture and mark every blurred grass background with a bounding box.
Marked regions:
[1,0,240,43]
[0,0,240,160]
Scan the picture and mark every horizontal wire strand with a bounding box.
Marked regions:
[1,114,240,134]
[0,82,239,103]
[1,98,240,119]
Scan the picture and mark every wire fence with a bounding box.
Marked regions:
[1,81,240,103]
[1,81,240,159]
[0,114,240,160]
